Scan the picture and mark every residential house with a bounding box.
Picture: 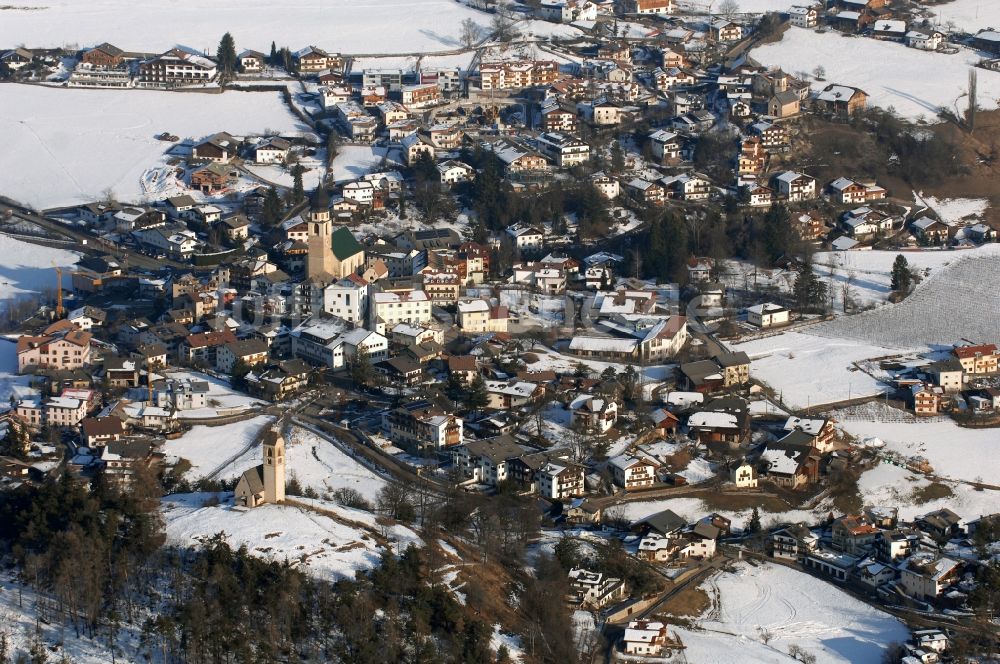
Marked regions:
[711,20,742,42]
[383,402,464,451]
[457,299,509,333]
[774,171,817,201]
[789,5,818,28]
[567,568,627,608]
[17,327,93,373]
[623,621,673,657]
[216,339,269,374]
[537,461,585,500]
[953,343,998,376]
[899,555,962,601]
[609,455,657,490]
[815,84,868,115]
[569,396,618,434]
[831,514,879,555]
[746,303,789,328]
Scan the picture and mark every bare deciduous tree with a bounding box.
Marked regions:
[459,18,482,49]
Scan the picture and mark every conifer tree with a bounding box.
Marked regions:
[890,254,912,293]
[216,32,237,85]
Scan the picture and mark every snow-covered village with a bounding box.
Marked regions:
[0,0,999,662]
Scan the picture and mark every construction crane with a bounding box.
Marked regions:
[52,264,64,319]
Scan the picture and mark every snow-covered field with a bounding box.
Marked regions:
[0,234,79,304]
[0,339,40,409]
[734,331,908,409]
[212,425,387,502]
[752,28,1000,121]
[855,461,1000,522]
[621,496,820,529]
[0,0,491,54]
[673,0,792,14]
[0,85,305,209]
[688,562,909,664]
[328,145,396,183]
[163,493,421,578]
[837,406,1000,482]
[811,247,1000,348]
[164,415,275,478]
[163,369,265,419]
[811,245,993,313]
[922,0,1000,34]
[916,193,990,226]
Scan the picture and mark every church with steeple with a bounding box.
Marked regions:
[305,187,365,282]
[235,427,286,508]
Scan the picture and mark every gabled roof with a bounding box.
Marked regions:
[331,227,364,260]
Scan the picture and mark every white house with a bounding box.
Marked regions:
[506,224,545,251]
[370,290,432,334]
[789,5,818,28]
[323,275,369,324]
[730,459,758,488]
[774,171,817,201]
[537,462,585,500]
[437,160,476,186]
[623,621,673,657]
[456,299,509,334]
[254,138,291,164]
[569,396,618,433]
[746,303,789,328]
[608,455,657,490]
[906,30,943,50]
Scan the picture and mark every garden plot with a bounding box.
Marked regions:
[620,496,822,530]
[914,192,990,226]
[810,248,1000,348]
[0,0,491,54]
[689,562,909,664]
[752,28,1000,121]
[163,369,265,419]
[0,85,305,209]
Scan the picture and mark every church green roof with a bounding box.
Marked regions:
[331,227,363,261]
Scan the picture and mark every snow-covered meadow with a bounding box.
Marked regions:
[328,145,398,183]
[734,331,907,409]
[0,84,306,209]
[837,406,1000,482]
[0,0,492,54]
[162,493,421,579]
[920,0,1000,35]
[163,415,275,478]
[685,562,910,664]
[752,28,1000,121]
[212,425,388,502]
[0,234,79,303]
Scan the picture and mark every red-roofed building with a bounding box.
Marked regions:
[953,344,998,375]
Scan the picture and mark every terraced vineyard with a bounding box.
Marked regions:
[810,252,1000,348]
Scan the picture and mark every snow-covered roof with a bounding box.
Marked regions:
[761,448,800,475]
[746,303,786,315]
[688,411,737,429]
[568,336,638,353]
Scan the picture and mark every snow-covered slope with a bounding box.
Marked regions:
[0,85,305,209]
[0,0,491,54]
[752,28,1000,121]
